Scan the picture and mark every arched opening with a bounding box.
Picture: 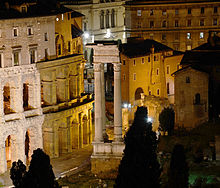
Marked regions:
[135,87,144,100]
[5,135,12,169]
[195,93,201,104]
[4,85,12,114]
[25,131,30,164]
[23,83,29,110]
[83,115,88,145]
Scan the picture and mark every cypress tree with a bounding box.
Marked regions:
[115,106,161,188]
[168,144,189,188]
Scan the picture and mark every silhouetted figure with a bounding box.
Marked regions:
[115,106,161,188]
[168,144,189,188]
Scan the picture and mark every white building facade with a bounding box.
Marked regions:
[63,0,126,63]
[0,14,56,174]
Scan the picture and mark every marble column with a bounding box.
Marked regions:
[101,64,106,136]
[113,63,122,142]
[94,63,103,142]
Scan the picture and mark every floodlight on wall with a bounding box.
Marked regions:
[147,117,153,123]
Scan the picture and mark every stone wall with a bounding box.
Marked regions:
[174,67,209,129]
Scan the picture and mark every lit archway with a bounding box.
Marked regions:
[135,87,144,100]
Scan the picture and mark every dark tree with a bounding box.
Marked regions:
[115,106,161,188]
[10,148,59,188]
[168,144,189,188]
[23,148,59,188]
[10,160,27,188]
[159,107,175,135]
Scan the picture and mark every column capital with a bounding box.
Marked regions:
[113,63,121,72]
[93,63,102,72]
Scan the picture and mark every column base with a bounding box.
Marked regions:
[91,141,124,178]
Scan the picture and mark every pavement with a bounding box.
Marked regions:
[0,145,93,188]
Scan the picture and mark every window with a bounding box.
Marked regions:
[167,82,170,94]
[61,14,64,21]
[13,51,20,66]
[149,91,151,95]
[30,49,36,64]
[150,21,154,28]
[200,19,204,26]
[142,58,144,64]
[68,13,70,20]
[45,48,48,59]
[58,44,61,55]
[133,73,136,80]
[213,18,217,26]
[106,10,110,28]
[13,28,18,37]
[157,89,160,95]
[162,9,166,16]
[83,22,87,31]
[214,7,218,14]
[123,74,126,81]
[187,45,192,50]
[201,7,204,14]
[186,76,190,83]
[44,33,48,41]
[162,34,166,40]
[27,27,33,35]
[150,9,154,16]
[154,55,158,61]
[21,6,26,13]
[68,41,71,52]
[174,33,179,40]
[200,32,204,39]
[123,60,125,65]
[156,68,159,75]
[167,66,170,74]
[133,60,136,66]
[0,53,3,67]
[148,57,150,62]
[137,10,141,16]
[111,9,115,27]
[188,8,191,15]
[175,9,179,15]
[162,20,167,27]
[187,20,191,27]
[149,33,154,39]
[175,20,179,27]
[100,10,104,29]
[187,32,191,39]
[195,93,201,104]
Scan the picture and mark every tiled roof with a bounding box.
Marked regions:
[120,39,172,58]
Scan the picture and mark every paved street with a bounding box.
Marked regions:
[0,145,93,187]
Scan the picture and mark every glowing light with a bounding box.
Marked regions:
[147,117,152,123]
[56,17,59,22]
[105,29,111,38]
[84,32,89,39]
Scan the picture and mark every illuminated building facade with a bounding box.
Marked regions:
[120,38,183,130]
[62,0,126,64]
[125,0,220,51]
[0,3,55,173]
[38,8,94,158]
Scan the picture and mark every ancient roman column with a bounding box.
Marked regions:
[113,63,122,142]
[100,63,106,136]
[94,63,103,142]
